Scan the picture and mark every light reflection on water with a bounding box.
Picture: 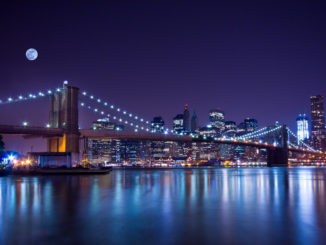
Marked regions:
[0,168,326,245]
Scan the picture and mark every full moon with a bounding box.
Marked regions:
[26,48,38,61]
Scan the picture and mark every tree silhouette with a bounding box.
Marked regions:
[0,135,4,155]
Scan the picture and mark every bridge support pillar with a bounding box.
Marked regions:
[267,125,288,167]
[47,133,79,153]
[267,148,288,166]
[47,85,80,154]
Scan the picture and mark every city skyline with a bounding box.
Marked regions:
[1,85,325,153]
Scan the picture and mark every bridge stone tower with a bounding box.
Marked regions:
[267,125,289,166]
[47,85,80,153]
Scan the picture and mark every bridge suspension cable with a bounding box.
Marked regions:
[80,100,173,134]
[234,127,268,140]
[0,88,61,105]
[80,90,176,134]
[80,90,152,125]
[80,100,151,132]
[288,141,299,149]
[235,125,282,141]
[286,127,318,152]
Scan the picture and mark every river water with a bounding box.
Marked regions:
[1,168,326,245]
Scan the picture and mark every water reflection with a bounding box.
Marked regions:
[1,168,326,244]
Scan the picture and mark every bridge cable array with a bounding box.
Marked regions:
[79,90,176,134]
[286,127,318,152]
[225,125,318,152]
[0,88,62,105]
[233,126,282,141]
[80,99,152,132]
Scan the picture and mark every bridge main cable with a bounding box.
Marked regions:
[286,127,318,152]
[234,125,283,141]
[80,90,174,134]
[0,87,63,105]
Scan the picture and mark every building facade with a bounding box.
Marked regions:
[296,114,309,144]
[310,95,326,151]
[191,112,199,132]
[92,118,115,130]
[151,116,165,133]
[183,104,190,133]
[224,121,237,137]
[173,114,184,134]
[244,118,258,132]
[209,109,225,134]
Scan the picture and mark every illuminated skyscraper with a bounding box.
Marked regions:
[209,108,225,133]
[237,122,246,135]
[151,116,165,133]
[244,118,258,132]
[92,118,115,130]
[296,114,309,144]
[224,121,237,137]
[310,95,325,150]
[173,114,184,134]
[198,125,219,138]
[183,104,190,133]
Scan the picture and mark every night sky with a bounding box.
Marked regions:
[1,1,326,152]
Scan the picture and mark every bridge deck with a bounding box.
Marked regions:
[80,129,281,149]
[80,130,323,155]
[80,129,192,142]
[0,125,64,137]
[0,125,322,156]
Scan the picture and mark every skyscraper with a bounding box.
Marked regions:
[237,122,246,135]
[151,116,165,133]
[224,121,237,137]
[173,114,184,134]
[183,104,190,133]
[191,112,198,132]
[92,118,115,130]
[296,114,309,144]
[310,95,326,150]
[244,118,258,132]
[209,108,225,133]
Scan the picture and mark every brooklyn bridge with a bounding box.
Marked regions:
[0,84,325,166]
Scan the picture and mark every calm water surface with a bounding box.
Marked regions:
[1,168,326,245]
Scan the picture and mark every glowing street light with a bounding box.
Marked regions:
[8,154,15,162]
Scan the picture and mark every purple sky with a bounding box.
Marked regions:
[1,1,326,152]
